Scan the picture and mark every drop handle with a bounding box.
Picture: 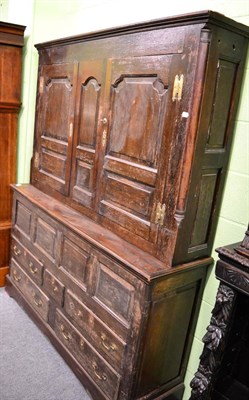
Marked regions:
[13,245,21,256]
[29,262,38,274]
[60,324,71,341]
[13,270,21,282]
[100,117,108,124]
[92,362,107,381]
[100,333,117,352]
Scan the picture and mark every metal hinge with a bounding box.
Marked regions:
[34,152,39,168]
[155,202,166,226]
[39,76,44,94]
[172,74,184,101]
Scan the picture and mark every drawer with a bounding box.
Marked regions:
[64,290,126,370]
[11,259,50,322]
[11,237,44,285]
[55,309,121,400]
[43,269,65,305]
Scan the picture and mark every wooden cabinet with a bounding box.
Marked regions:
[8,184,209,400]
[7,10,248,400]
[31,12,249,266]
[0,22,25,286]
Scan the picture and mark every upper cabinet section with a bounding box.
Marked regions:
[31,11,249,266]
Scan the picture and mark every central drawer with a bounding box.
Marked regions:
[64,289,126,370]
[54,309,121,400]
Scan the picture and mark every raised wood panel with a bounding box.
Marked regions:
[190,169,219,249]
[33,216,57,261]
[15,201,32,238]
[98,55,174,241]
[94,262,135,326]
[71,61,103,209]
[60,235,89,287]
[36,63,77,195]
[137,281,199,397]
[207,59,237,148]
[0,45,22,105]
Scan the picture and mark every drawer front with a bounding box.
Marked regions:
[60,231,91,288]
[55,309,121,400]
[64,290,126,370]
[11,237,44,285]
[93,253,137,327]
[14,199,32,239]
[11,259,50,322]
[43,269,65,305]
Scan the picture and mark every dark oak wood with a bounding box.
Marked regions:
[7,10,249,400]
[0,22,25,287]
[9,184,210,400]
[30,11,249,265]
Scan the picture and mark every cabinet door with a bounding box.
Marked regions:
[96,56,178,243]
[34,63,77,195]
[70,60,104,209]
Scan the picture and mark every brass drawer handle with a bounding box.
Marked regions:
[33,294,43,307]
[101,333,117,352]
[51,279,58,292]
[92,362,107,381]
[75,309,82,318]
[60,324,71,341]
[13,270,21,282]
[13,245,21,256]
[29,262,38,274]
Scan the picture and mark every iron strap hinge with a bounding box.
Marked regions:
[155,202,166,226]
[172,74,184,101]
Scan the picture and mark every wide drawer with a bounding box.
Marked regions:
[10,259,50,322]
[11,236,44,285]
[55,309,121,400]
[64,289,126,370]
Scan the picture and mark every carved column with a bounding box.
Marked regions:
[189,283,236,399]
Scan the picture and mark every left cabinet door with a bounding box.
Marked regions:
[33,63,78,195]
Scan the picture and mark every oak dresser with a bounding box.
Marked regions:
[7,11,249,400]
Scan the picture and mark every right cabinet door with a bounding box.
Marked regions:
[96,55,188,249]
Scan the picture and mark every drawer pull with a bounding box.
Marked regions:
[92,362,107,381]
[13,270,21,282]
[33,294,43,307]
[60,324,71,341]
[29,262,38,274]
[51,279,58,292]
[101,333,117,352]
[75,309,82,318]
[13,245,21,256]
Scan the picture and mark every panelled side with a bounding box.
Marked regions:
[173,26,249,265]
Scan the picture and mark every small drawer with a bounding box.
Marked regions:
[43,269,65,305]
[11,259,49,322]
[64,290,126,369]
[11,237,44,285]
[55,309,121,400]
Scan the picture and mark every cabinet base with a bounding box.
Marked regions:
[5,276,185,400]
